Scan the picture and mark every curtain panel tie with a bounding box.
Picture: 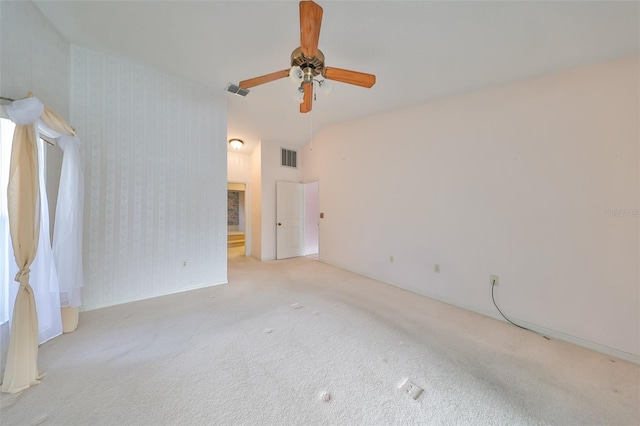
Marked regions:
[14,268,31,285]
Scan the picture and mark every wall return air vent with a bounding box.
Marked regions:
[281,148,298,168]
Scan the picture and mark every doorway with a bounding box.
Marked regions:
[228,182,248,259]
[275,180,319,260]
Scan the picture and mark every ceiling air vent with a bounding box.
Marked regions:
[226,83,249,97]
[281,148,297,169]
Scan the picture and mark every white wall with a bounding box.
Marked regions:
[304,181,319,255]
[227,151,251,183]
[302,56,640,361]
[250,143,262,260]
[0,0,71,375]
[260,141,301,261]
[0,1,69,120]
[71,46,228,310]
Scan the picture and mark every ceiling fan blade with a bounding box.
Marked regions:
[300,83,313,113]
[323,67,376,88]
[239,69,290,89]
[300,0,323,58]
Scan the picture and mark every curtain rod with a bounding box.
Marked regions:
[0,96,55,147]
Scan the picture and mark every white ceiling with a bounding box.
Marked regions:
[34,1,639,154]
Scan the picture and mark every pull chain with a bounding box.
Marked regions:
[309,99,313,151]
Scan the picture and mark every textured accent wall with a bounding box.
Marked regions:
[71,46,227,310]
[227,191,239,226]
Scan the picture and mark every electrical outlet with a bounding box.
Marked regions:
[434,264,440,273]
[183,261,187,267]
[490,274,499,287]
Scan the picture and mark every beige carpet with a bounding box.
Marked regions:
[1,253,638,425]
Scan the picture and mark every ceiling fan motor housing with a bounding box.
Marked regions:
[291,47,324,78]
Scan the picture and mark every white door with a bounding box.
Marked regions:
[276,181,304,260]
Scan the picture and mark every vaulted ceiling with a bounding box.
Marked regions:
[34,1,639,153]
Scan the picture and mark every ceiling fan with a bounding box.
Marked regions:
[238,0,376,114]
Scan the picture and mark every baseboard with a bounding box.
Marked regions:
[499,315,640,365]
[321,259,640,366]
[415,289,640,365]
[80,280,228,312]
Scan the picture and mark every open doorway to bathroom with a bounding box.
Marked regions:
[228,182,247,260]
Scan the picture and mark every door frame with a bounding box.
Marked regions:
[302,179,319,256]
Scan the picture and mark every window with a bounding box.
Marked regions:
[0,117,15,324]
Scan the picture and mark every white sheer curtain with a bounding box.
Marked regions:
[52,134,84,308]
[2,99,84,314]
[1,96,84,393]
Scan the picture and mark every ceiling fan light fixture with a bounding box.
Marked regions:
[291,85,306,103]
[229,139,244,150]
[289,66,304,85]
[318,78,332,96]
[293,90,305,104]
